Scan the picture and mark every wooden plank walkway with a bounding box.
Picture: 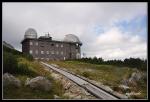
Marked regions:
[41,62,119,100]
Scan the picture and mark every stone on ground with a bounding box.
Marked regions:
[3,73,21,88]
[25,76,51,91]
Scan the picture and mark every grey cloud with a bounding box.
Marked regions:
[2,2,147,60]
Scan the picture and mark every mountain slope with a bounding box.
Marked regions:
[3,41,14,49]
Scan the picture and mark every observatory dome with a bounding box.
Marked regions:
[63,34,81,43]
[24,28,37,39]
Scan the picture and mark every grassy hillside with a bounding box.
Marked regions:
[3,45,147,99]
[3,45,65,99]
[48,60,147,99]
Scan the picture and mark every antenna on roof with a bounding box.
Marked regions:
[44,32,51,38]
[48,32,50,37]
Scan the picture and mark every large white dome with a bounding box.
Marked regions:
[24,28,37,39]
[64,34,81,43]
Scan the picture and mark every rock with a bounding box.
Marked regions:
[69,94,77,99]
[64,92,74,98]
[64,81,72,90]
[118,85,131,93]
[64,92,70,97]
[121,71,144,87]
[119,85,130,90]
[126,92,141,97]
[62,79,68,88]
[64,92,80,99]
[25,78,30,85]
[25,76,51,91]
[69,85,80,94]
[51,73,61,80]
[113,91,128,99]
[80,88,89,95]
[74,95,82,99]
[84,91,91,96]
[121,79,129,86]
[54,95,61,99]
[3,73,21,88]
[129,71,142,82]
[128,71,143,86]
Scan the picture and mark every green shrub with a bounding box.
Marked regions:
[82,71,90,78]
[3,52,18,74]
[76,57,147,71]
[3,45,22,56]
[23,54,33,61]
[3,45,33,61]
[17,63,37,77]
[3,51,37,77]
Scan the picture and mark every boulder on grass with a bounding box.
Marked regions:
[25,76,51,91]
[54,95,61,99]
[3,73,21,88]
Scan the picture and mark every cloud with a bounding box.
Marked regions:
[83,27,147,60]
[2,3,147,60]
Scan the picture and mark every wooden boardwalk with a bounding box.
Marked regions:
[41,62,120,100]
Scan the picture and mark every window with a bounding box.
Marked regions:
[47,51,49,54]
[76,49,78,52]
[56,44,59,47]
[36,42,38,46]
[51,44,54,46]
[41,51,44,54]
[51,51,54,54]
[29,50,32,54]
[56,51,59,55]
[35,50,38,54]
[76,53,80,59]
[61,51,63,55]
[30,42,33,45]
[61,44,63,47]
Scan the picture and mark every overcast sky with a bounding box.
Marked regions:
[2,2,147,60]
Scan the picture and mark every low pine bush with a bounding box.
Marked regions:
[3,52,37,77]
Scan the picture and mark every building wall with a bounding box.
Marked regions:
[22,40,30,54]
[22,39,81,60]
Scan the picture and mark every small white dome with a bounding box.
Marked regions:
[64,34,81,43]
[24,28,37,39]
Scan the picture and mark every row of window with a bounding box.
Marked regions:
[30,42,64,48]
[34,57,66,60]
[30,42,38,46]
[29,50,64,55]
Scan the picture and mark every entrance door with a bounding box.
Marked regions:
[76,53,80,59]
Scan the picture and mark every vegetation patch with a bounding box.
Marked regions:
[3,85,53,99]
[3,45,147,99]
[48,60,147,99]
[3,46,65,99]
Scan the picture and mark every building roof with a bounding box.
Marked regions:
[21,38,82,45]
[22,28,82,45]
[63,34,82,44]
[24,28,37,39]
